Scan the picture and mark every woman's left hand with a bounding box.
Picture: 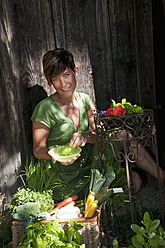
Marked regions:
[69,132,87,148]
[60,154,80,166]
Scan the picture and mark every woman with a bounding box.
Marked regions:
[31,48,165,201]
[31,48,110,201]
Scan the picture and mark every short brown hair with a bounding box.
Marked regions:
[42,48,75,86]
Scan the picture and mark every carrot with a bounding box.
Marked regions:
[49,195,78,215]
[66,200,76,207]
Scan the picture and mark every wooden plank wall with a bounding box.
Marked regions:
[0,0,156,205]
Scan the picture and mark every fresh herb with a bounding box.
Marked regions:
[112,211,165,248]
[18,219,86,247]
[20,158,59,192]
[8,188,54,214]
[106,98,144,117]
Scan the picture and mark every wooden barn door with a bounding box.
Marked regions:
[0,0,156,206]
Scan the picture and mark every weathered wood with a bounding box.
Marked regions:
[51,0,96,101]
[133,0,156,108]
[107,0,138,106]
[0,0,157,205]
[0,0,55,206]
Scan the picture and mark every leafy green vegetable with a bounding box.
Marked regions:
[102,166,115,188]
[111,98,144,115]
[101,160,128,213]
[20,157,66,198]
[9,188,54,214]
[18,219,86,248]
[87,168,123,208]
[61,146,72,156]
[89,167,120,195]
[12,202,41,221]
[48,145,82,162]
[89,169,106,194]
[20,158,54,192]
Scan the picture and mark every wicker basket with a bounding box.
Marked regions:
[12,210,101,248]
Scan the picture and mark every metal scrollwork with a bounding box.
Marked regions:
[94,109,164,225]
[94,109,156,162]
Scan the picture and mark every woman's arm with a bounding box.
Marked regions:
[32,121,52,160]
[32,121,79,165]
[69,103,97,148]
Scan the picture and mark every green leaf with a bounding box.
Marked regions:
[121,98,127,104]
[143,212,151,225]
[61,146,72,156]
[67,227,75,242]
[131,224,141,234]
[158,238,165,246]
[68,220,74,226]
[36,235,43,247]
[149,219,160,233]
[148,235,160,246]
[137,233,145,245]
[148,232,156,239]
[112,239,119,248]
[132,235,143,248]
[102,166,115,188]
[158,226,164,237]
[139,227,147,235]
[74,221,86,230]
[141,219,152,231]
[111,99,116,108]
[74,230,82,244]
[80,245,86,248]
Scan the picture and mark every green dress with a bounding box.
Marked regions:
[31,92,118,202]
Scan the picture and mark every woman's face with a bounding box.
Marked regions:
[51,68,78,97]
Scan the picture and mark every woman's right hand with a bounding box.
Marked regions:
[69,132,87,148]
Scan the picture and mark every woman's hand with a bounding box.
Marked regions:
[55,132,86,166]
[60,154,81,166]
[69,132,87,148]
[51,155,80,166]
[58,131,95,166]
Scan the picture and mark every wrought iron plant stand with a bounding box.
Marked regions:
[94,109,164,227]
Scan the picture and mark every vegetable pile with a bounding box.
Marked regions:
[48,145,82,162]
[96,98,144,117]
[18,219,86,248]
[85,168,123,218]
[10,189,86,247]
[9,188,54,222]
[107,98,144,116]
[49,195,78,216]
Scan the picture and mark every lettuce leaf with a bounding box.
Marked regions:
[48,145,82,162]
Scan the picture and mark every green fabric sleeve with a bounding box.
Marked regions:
[76,92,94,111]
[31,99,53,129]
